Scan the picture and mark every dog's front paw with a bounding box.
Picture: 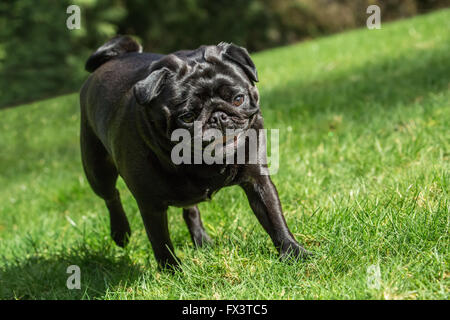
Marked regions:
[157,255,181,273]
[192,231,213,248]
[279,241,312,261]
[110,223,131,248]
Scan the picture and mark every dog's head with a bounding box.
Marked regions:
[133,43,260,158]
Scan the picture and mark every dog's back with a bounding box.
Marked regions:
[80,36,163,146]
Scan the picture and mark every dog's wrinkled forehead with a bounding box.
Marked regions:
[173,43,260,107]
[177,44,257,94]
[134,43,259,107]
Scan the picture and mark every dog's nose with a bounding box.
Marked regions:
[210,111,230,129]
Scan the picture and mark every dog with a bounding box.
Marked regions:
[80,35,309,269]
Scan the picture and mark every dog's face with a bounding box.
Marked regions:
[134,43,260,156]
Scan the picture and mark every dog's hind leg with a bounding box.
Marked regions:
[183,206,212,247]
[80,117,131,247]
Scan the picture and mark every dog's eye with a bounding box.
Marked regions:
[232,94,245,107]
[180,112,195,123]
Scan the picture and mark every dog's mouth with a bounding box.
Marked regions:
[207,129,245,148]
[196,128,250,162]
[171,113,258,164]
[200,114,258,156]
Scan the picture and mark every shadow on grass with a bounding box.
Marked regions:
[0,244,145,300]
[261,44,450,118]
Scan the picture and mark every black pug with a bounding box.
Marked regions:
[80,36,309,269]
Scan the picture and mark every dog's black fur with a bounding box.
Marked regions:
[80,35,309,269]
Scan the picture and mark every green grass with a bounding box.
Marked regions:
[0,10,449,300]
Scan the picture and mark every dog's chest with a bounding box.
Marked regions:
[167,165,239,207]
[167,182,216,208]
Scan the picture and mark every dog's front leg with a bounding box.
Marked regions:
[136,200,179,270]
[241,175,310,260]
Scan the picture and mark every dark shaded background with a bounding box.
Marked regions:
[0,0,448,108]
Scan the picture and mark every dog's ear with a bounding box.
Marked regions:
[134,68,168,105]
[134,55,186,105]
[218,42,258,83]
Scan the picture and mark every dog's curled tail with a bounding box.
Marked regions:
[85,35,142,73]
